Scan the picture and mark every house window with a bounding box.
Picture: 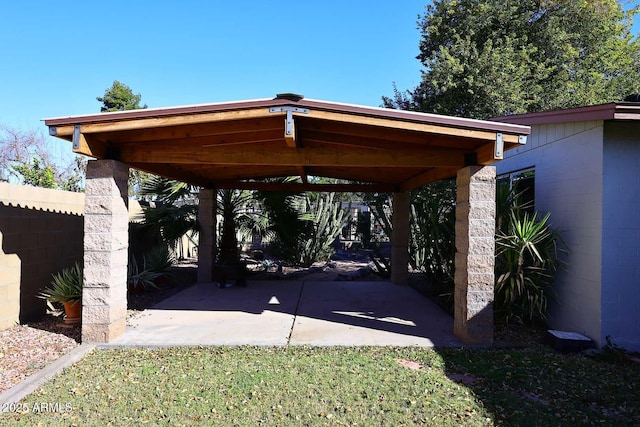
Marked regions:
[498,167,535,213]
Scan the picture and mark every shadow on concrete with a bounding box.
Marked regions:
[115,279,461,347]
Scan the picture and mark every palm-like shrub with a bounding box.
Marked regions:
[495,211,565,324]
[138,176,199,251]
[37,263,83,304]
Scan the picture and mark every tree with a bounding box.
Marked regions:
[0,125,85,190]
[12,158,56,188]
[97,80,151,197]
[97,80,147,112]
[385,0,640,119]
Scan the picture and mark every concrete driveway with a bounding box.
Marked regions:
[108,280,461,347]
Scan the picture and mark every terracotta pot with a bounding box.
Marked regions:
[62,301,82,324]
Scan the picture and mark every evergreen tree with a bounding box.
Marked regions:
[97,80,147,112]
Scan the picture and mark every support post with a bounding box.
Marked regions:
[82,160,129,343]
[197,188,217,282]
[454,166,496,346]
[390,191,410,285]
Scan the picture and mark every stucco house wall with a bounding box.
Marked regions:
[601,121,640,351]
[495,109,640,351]
[496,120,606,346]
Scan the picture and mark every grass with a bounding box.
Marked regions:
[1,346,639,426]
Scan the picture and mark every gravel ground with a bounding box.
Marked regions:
[0,322,79,394]
[0,263,198,396]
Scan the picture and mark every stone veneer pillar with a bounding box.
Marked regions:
[390,191,410,285]
[454,166,496,346]
[197,188,217,283]
[82,160,129,343]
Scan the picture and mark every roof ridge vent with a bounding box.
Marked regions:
[275,93,304,102]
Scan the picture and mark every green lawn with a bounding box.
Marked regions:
[1,346,639,426]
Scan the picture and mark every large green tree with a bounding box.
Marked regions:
[97,80,147,112]
[385,0,640,119]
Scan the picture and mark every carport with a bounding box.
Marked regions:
[44,94,530,345]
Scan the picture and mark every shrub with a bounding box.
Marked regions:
[495,211,566,324]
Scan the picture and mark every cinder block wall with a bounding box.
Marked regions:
[0,183,84,325]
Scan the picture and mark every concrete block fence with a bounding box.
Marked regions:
[0,183,84,327]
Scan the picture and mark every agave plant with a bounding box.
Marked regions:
[37,263,83,304]
[495,211,566,324]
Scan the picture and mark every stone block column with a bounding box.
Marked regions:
[82,160,129,343]
[197,188,217,283]
[0,231,21,331]
[454,166,496,346]
[391,191,410,285]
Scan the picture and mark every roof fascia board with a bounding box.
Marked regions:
[491,102,640,126]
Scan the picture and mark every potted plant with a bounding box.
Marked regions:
[37,262,83,324]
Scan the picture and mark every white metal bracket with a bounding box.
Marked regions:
[495,133,504,159]
[269,106,309,136]
[518,135,527,145]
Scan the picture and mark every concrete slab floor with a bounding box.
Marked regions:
[106,280,462,347]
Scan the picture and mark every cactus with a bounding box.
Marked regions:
[297,192,348,267]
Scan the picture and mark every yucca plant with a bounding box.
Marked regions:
[145,245,175,274]
[495,211,565,324]
[127,255,160,293]
[37,262,83,304]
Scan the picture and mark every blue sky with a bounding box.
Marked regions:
[0,0,426,133]
[1,0,638,140]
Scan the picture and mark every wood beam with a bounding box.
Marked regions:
[475,140,501,165]
[106,129,283,148]
[110,116,283,143]
[303,166,419,184]
[51,108,280,137]
[303,110,523,144]
[297,166,308,184]
[128,163,210,187]
[398,168,458,191]
[120,144,466,168]
[300,129,421,151]
[284,116,297,147]
[214,181,396,192]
